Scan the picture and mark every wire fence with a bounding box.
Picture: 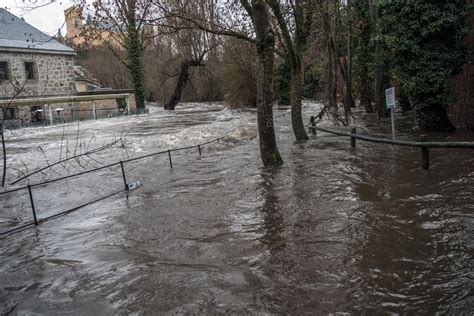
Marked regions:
[0,136,223,237]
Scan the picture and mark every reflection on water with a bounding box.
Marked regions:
[0,102,473,314]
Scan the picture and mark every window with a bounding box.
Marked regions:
[0,62,8,80]
[24,61,37,80]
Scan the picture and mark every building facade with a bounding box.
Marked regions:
[0,8,137,127]
[0,8,76,99]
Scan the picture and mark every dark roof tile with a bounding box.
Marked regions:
[0,8,75,54]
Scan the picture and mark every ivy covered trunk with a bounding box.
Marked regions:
[252,0,283,166]
[415,103,454,131]
[125,2,145,113]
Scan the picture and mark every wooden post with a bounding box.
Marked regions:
[351,127,357,148]
[310,116,316,135]
[421,135,429,170]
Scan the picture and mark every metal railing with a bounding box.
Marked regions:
[0,137,223,236]
[309,115,474,170]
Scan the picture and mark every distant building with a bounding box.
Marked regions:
[64,6,154,49]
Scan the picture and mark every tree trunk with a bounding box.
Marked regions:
[252,0,283,166]
[399,90,412,112]
[360,62,373,112]
[415,103,455,131]
[164,58,204,110]
[266,0,308,141]
[373,50,389,118]
[125,4,146,113]
[290,61,309,140]
[372,5,389,118]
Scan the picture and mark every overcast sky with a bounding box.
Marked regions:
[3,0,76,36]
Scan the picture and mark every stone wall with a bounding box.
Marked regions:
[3,93,137,127]
[0,51,76,98]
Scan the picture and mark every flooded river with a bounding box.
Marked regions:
[1,102,473,314]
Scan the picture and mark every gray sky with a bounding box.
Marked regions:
[3,0,75,36]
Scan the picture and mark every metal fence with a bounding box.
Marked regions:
[0,137,223,236]
[308,115,474,170]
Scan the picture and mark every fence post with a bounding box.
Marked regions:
[120,161,128,190]
[168,150,173,168]
[27,185,38,225]
[92,101,97,120]
[310,116,316,135]
[421,135,430,170]
[351,127,357,148]
[198,145,201,156]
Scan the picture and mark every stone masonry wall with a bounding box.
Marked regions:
[0,51,76,98]
[6,93,137,127]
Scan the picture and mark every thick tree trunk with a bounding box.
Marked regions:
[290,63,309,140]
[415,103,455,131]
[374,42,389,118]
[164,58,203,110]
[266,0,308,141]
[372,6,389,118]
[125,5,146,113]
[252,0,283,166]
[328,39,338,111]
[399,90,412,112]
[360,62,373,112]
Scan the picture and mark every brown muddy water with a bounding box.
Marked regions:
[0,102,473,315]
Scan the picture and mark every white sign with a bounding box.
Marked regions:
[385,87,396,109]
[127,180,141,190]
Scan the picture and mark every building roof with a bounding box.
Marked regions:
[0,8,75,55]
[74,65,101,86]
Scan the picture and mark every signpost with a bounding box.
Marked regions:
[385,87,396,139]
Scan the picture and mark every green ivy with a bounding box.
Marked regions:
[274,58,291,106]
[379,0,468,130]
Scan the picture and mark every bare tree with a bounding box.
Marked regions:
[157,0,283,165]
[266,0,314,141]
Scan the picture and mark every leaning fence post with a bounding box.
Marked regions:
[27,185,38,225]
[350,127,357,148]
[168,150,173,168]
[198,145,201,156]
[421,135,430,170]
[120,161,128,190]
[310,116,316,135]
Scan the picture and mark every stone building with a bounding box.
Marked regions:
[0,8,76,99]
[0,8,136,127]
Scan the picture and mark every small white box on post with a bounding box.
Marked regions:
[385,87,396,140]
